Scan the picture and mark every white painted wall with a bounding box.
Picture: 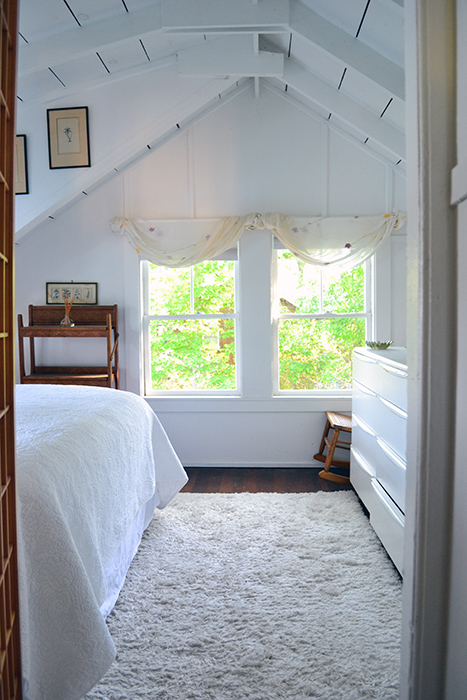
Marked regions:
[15,81,406,467]
[15,64,241,237]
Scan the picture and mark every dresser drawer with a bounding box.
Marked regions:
[370,479,405,575]
[350,446,378,514]
[353,380,407,460]
[353,349,408,411]
[352,414,406,512]
[375,436,406,512]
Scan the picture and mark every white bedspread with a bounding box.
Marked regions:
[15,384,187,700]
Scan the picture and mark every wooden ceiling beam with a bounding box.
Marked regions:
[289,2,405,101]
[177,36,284,77]
[18,4,163,76]
[280,62,405,159]
[161,0,289,33]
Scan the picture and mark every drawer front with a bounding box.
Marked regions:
[375,436,406,512]
[353,350,407,411]
[370,479,405,575]
[352,414,406,512]
[352,414,378,468]
[353,380,407,460]
[350,446,378,514]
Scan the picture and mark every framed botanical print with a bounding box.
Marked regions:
[47,106,91,169]
[46,282,98,305]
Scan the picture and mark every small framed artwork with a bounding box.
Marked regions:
[47,106,91,169]
[46,282,98,305]
[15,134,29,194]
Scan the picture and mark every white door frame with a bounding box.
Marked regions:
[400,1,457,698]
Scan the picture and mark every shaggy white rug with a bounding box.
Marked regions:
[85,492,402,700]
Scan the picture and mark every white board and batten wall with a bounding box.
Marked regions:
[14,83,407,468]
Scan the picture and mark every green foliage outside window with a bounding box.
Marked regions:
[147,252,366,392]
[277,251,366,389]
[148,261,236,391]
[279,317,366,390]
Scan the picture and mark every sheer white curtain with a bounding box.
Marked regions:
[110,211,405,269]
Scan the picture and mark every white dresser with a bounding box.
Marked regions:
[350,346,407,574]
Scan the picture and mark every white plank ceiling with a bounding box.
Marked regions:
[17,0,405,165]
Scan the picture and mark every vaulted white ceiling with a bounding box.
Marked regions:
[17,0,405,162]
[15,0,405,236]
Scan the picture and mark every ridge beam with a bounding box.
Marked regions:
[162,0,289,33]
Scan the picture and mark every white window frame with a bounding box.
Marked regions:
[272,254,373,395]
[140,231,375,399]
[141,258,240,397]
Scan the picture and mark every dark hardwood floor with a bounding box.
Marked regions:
[181,467,354,494]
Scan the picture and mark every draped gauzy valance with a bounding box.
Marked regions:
[110,211,406,269]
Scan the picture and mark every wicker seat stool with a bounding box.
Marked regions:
[314,411,352,484]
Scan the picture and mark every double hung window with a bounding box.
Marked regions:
[142,259,237,393]
[275,250,369,391]
[142,234,371,395]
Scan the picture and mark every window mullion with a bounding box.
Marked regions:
[238,230,274,398]
[279,312,370,320]
[147,313,236,321]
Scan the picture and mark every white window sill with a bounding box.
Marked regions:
[144,393,352,413]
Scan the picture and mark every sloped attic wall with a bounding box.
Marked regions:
[14,64,240,237]
[14,82,406,468]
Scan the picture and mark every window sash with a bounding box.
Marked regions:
[272,256,371,395]
[142,260,239,396]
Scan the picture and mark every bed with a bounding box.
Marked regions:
[15,384,188,700]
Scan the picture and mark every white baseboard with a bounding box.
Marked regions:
[181,461,324,469]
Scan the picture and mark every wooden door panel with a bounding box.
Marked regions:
[0,1,22,696]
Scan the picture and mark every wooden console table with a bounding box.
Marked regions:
[18,304,119,388]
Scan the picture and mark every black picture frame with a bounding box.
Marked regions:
[15,134,29,194]
[47,106,91,169]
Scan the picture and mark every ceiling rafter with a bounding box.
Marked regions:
[19,0,403,110]
[18,54,177,107]
[289,2,404,100]
[279,62,405,159]
[18,4,163,77]
[264,80,405,168]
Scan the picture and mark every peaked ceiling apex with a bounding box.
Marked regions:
[162,0,289,33]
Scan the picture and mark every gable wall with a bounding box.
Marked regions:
[14,82,407,467]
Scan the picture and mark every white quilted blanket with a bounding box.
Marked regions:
[15,384,187,700]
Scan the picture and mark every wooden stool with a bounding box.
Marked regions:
[314,411,352,484]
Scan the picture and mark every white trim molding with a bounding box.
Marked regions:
[401,0,457,699]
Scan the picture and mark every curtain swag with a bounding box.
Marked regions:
[110,210,406,269]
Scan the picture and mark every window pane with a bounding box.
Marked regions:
[278,317,366,390]
[193,260,235,314]
[277,251,320,314]
[149,260,235,315]
[322,265,365,313]
[149,264,191,315]
[149,319,236,391]
[277,251,365,314]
